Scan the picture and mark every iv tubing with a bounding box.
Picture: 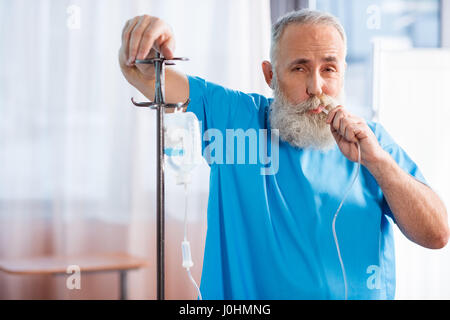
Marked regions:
[331,140,361,300]
[183,183,203,300]
[322,107,361,300]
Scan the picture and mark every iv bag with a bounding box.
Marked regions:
[163,109,202,185]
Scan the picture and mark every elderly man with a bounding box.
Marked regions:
[119,9,448,299]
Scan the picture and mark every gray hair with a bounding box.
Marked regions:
[270,9,347,69]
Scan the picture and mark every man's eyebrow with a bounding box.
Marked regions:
[288,56,338,67]
[288,58,310,67]
[322,56,338,63]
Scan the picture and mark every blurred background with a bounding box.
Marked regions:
[0,0,449,299]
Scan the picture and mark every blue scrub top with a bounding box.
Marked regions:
[186,75,427,300]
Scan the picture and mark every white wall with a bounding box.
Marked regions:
[375,48,450,299]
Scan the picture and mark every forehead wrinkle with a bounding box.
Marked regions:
[282,46,344,68]
[285,41,343,56]
[277,24,346,63]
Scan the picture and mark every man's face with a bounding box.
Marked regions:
[275,23,346,107]
[267,23,347,150]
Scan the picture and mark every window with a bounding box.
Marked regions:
[315,0,441,119]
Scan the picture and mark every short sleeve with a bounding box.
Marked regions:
[186,75,265,130]
[185,75,270,165]
[367,121,429,222]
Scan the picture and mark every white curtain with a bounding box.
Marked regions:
[0,0,271,299]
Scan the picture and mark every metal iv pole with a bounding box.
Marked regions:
[131,52,189,300]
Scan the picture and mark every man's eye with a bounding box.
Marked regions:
[294,67,304,72]
[324,68,336,72]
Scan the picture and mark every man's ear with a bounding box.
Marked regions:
[262,60,274,89]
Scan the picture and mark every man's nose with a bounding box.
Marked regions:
[306,72,323,97]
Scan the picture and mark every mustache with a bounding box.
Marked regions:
[293,95,337,114]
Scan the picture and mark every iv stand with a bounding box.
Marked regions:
[131,52,189,300]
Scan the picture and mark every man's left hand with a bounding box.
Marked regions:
[326,106,386,167]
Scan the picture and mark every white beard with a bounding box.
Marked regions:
[269,74,342,151]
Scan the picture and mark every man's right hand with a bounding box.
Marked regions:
[118,15,189,107]
[119,15,176,85]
